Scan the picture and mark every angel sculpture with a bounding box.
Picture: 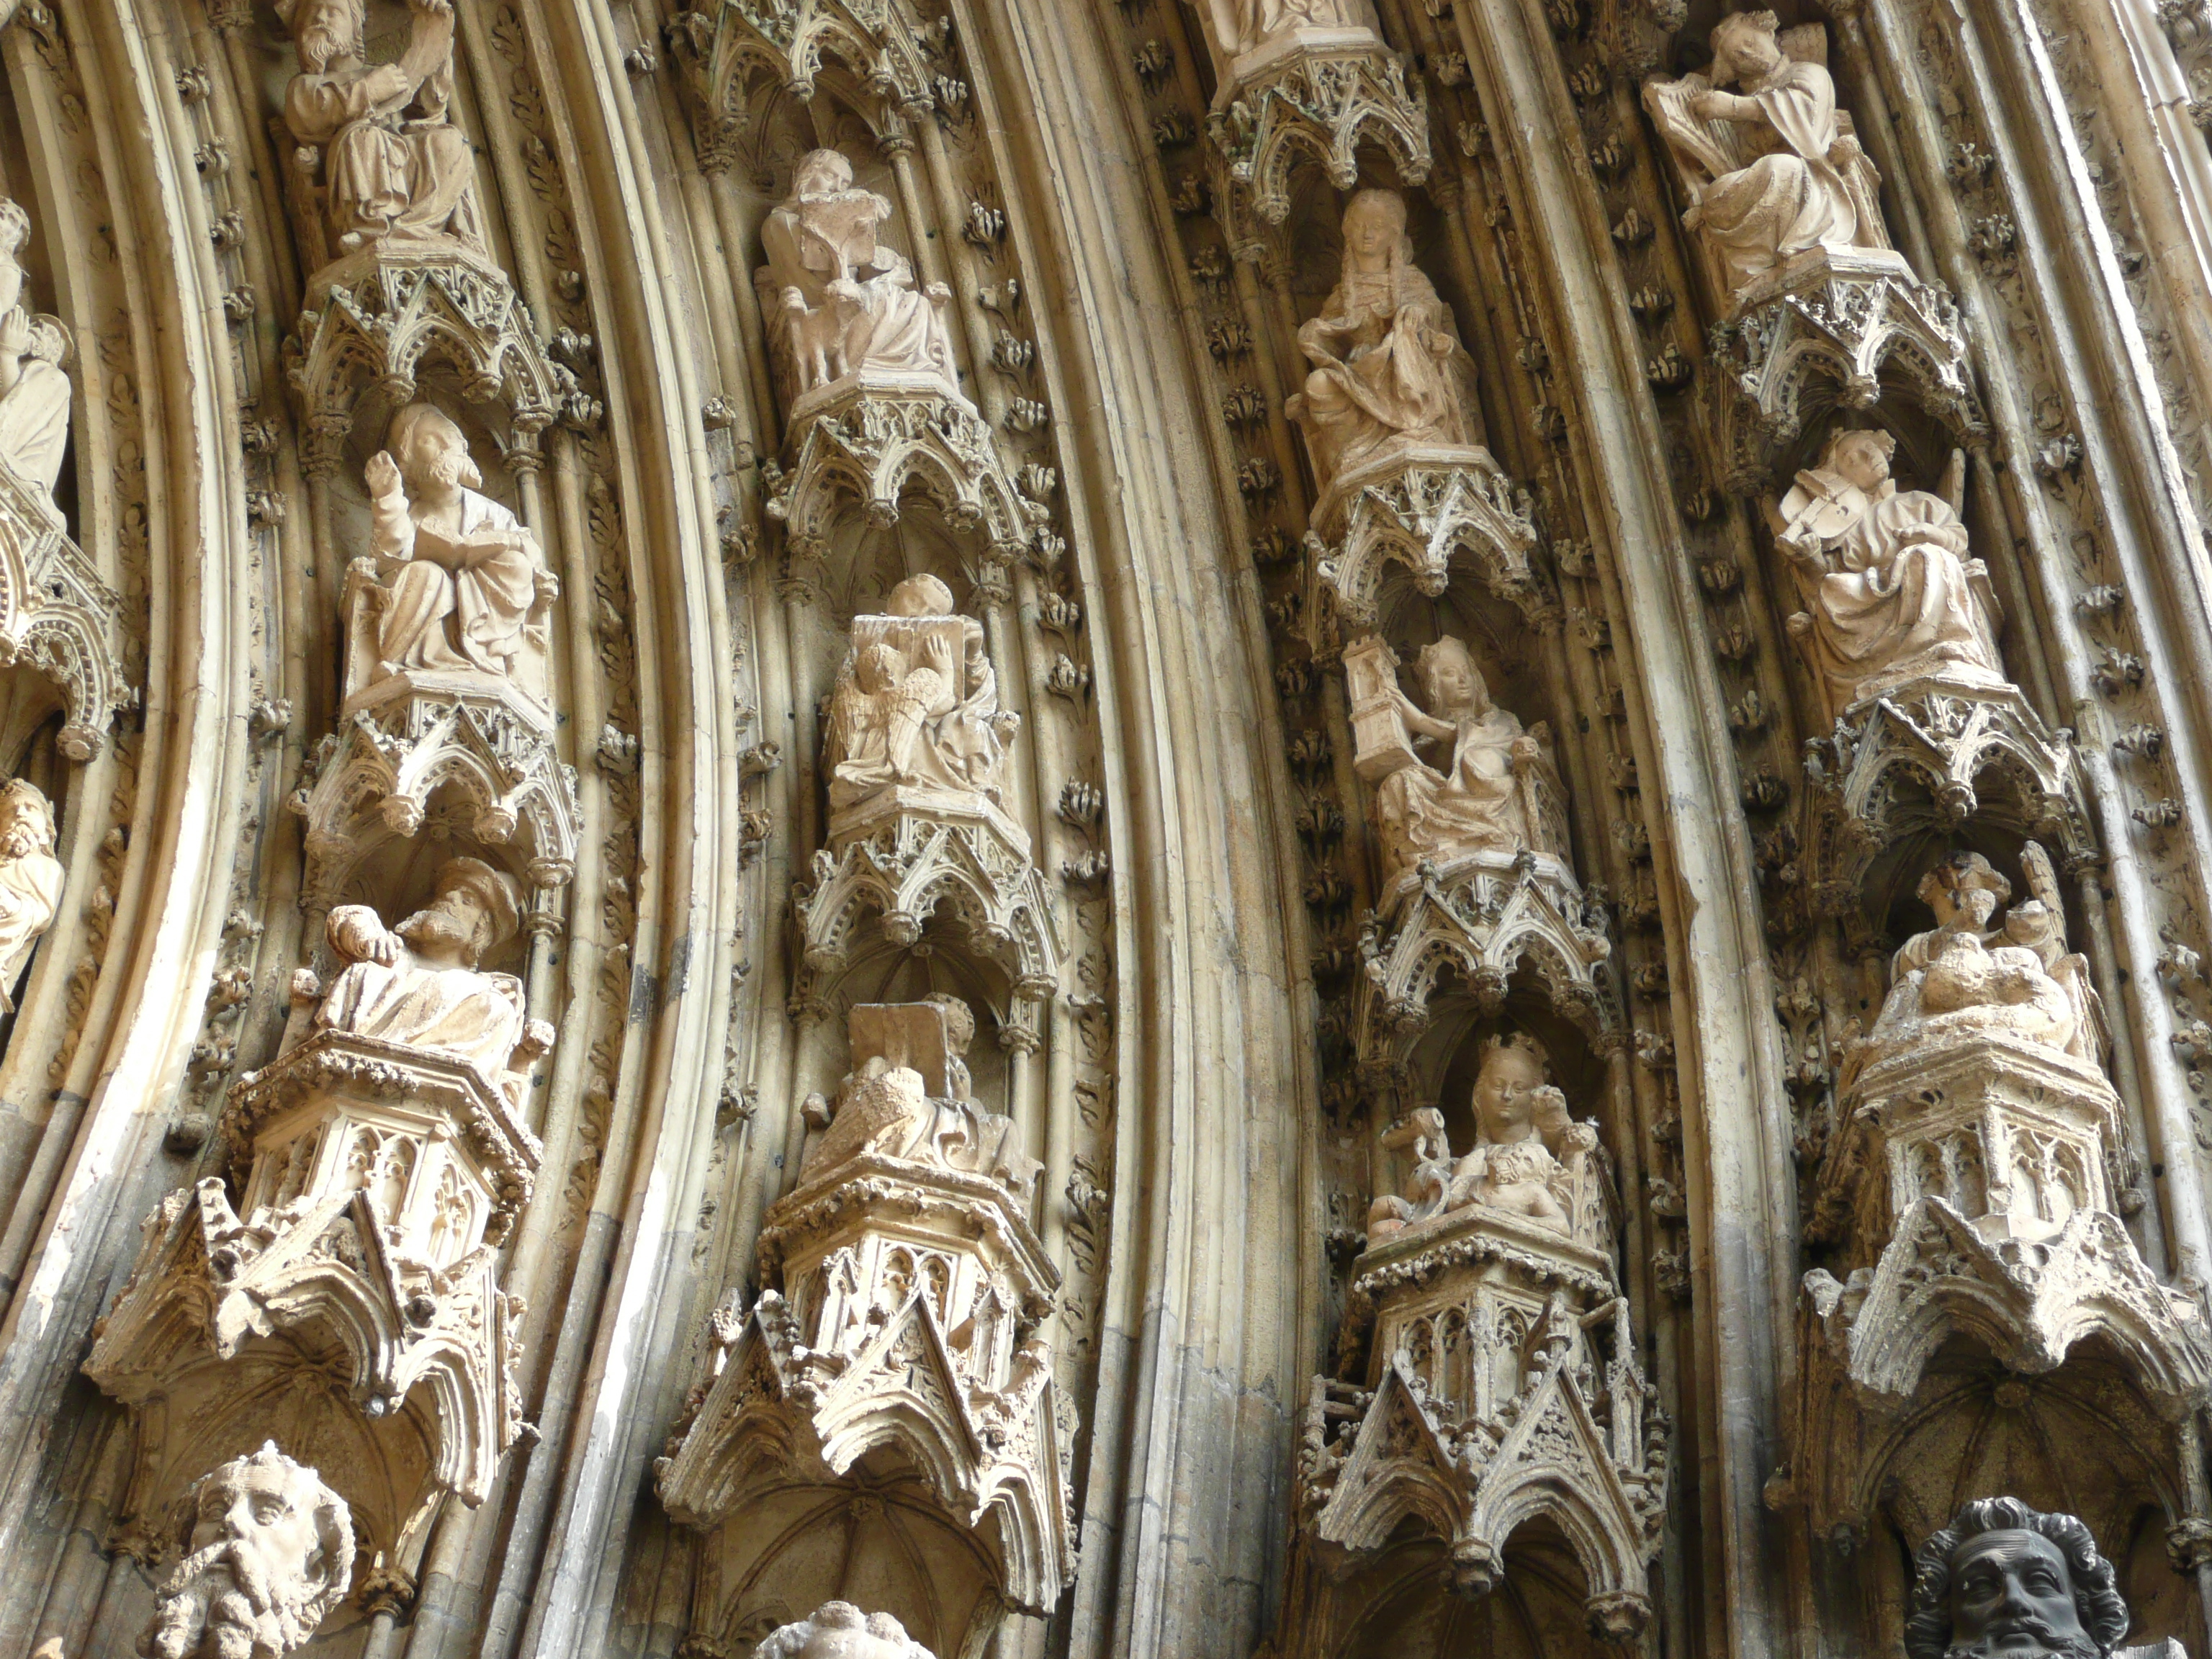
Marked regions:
[1286,188,1482,494]
[1345,635,1569,881]
[1858,845,2104,1071]
[1367,1033,1603,1244]
[1766,428,2004,713]
[1641,12,1894,303]
[823,575,1016,819]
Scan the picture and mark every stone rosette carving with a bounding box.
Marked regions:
[138,1443,356,1659]
[85,862,546,1577]
[658,1002,1073,1615]
[1278,1038,1665,1644]
[1789,850,2211,1529]
[1202,19,1430,228]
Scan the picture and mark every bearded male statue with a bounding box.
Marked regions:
[318,855,541,1102]
[137,1442,354,1659]
[1905,1497,2177,1659]
[279,0,487,264]
[0,778,61,1011]
[360,403,554,693]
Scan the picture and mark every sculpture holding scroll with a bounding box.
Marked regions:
[1858,846,2100,1071]
[1367,1032,1604,1245]
[1286,189,1480,497]
[757,150,960,413]
[0,778,60,1011]
[809,995,1041,1201]
[353,403,555,704]
[318,855,546,1109]
[0,200,68,504]
[1642,12,1893,304]
[280,0,487,265]
[1344,635,1568,882]
[1905,1498,2174,1659]
[1768,428,2003,714]
[138,1443,354,1659]
[824,575,1015,824]
[1194,0,1381,59]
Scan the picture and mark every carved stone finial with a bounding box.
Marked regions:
[138,1442,354,1659]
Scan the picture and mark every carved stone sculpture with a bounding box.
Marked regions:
[657,1002,1072,1620]
[757,1604,938,1659]
[1195,0,1382,60]
[0,778,61,1009]
[84,855,544,1581]
[1344,635,1570,885]
[138,1444,354,1659]
[1642,12,1893,305]
[757,150,959,415]
[1769,429,2003,716]
[1276,1031,1663,1645]
[1905,1498,2178,1659]
[355,403,557,707]
[318,855,540,1105]
[0,199,69,503]
[280,0,487,270]
[1367,1033,1606,1244]
[1288,190,1480,491]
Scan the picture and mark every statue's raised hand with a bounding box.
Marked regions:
[364,449,404,503]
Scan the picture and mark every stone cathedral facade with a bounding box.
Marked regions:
[0,0,2207,1655]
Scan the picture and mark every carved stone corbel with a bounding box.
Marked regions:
[1205,32,1431,228]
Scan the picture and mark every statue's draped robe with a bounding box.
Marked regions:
[372,487,540,679]
[1296,261,1477,485]
[0,333,69,498]
[317,948,526,1079]
[755,187,956,400]
[0,844,61,1007]
[1373,704,1539,875]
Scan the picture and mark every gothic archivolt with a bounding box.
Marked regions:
[0,0,2208,1656]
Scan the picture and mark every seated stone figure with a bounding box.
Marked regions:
[138,1443,354,1659]
[0,199,69,504]
[823,575,1016,822]
[1367,1032,1599,1244]
[280,0,487,263]
[1768,428,2002,713]
[1864,847,2100,1068]
[1351,635,1568,881]
[755,149,959,411]
[1642,12,1892,303]
[1193,0,1381,59]
[358,403,556,697]
[1904,1497,2157,1659]
[318,855,549,1109]
[807,997,1040,1201]
[0,778,62,1011]
[1287,189,1481,494]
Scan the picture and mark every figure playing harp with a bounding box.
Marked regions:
[1642,12,1894,304]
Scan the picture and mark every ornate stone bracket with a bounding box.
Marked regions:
[1305,444,1553,642]
[1280,1208,1666,1648]
[793,795,1061,1037]
[1708,249,1980,492]
[291,688,581,912]
[657,1149,1074,1614]
[285,248,579,474]
[1354,849,1616,1085]
[1204,32,1431,227]
[664,0,948,160]
[0,457,127,759]
[84,1031,541,1574]
[1802,675,2093,920]
[765,382,1046,598]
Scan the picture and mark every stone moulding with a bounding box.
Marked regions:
[0,456,127,760]
[792,794,1061,1035]
[765,379,1048,597]
[1708,248,1981,492]
[1205,30,1431,226]
[84,1031,542,1571]
[1285,1205,1665,1647]
[1354,849,1616,1081]
[290,691,582,912]
[657,1149,1073,1613]
[1305,444,1553,639]
[285,248,578,473]
[1802,675,2093,917]
[664,0,945,158]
